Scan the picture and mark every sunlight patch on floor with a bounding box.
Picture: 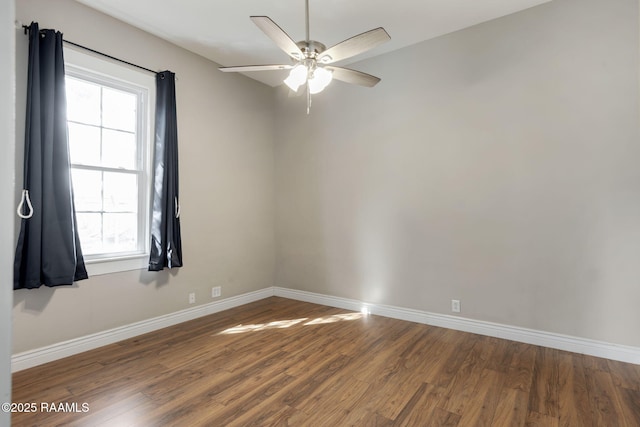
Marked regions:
[216,312,364,334]
[303,312,363,325]
[218,318,309,334]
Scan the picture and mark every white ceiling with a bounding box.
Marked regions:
[74,0,551,87]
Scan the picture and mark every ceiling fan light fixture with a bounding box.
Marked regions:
[308,66,333,94]
[219,1,390,113]
[284,63,308,92]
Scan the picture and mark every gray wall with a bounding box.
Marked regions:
[1,0,15,421]
[275,0,640,347]
[13,0,276,353]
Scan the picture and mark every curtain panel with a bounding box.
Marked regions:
[14,22,88,289]
[148,70,183,271]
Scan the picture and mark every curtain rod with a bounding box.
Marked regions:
[22,24,158,75]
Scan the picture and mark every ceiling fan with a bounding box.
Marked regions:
[219,0,391,113]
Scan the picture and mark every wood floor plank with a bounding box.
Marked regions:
[201,373,298,426]
[12,360,104,394]
[438,336,500,416]
[484,336,514,374]
[136,374,228,426]
[615,387,640,427]
[294,372,370,416]
[230,404,307,427]
[455,368,506,426]
[299,376,371,426]
[223,390,300,427]
[212,362,291,407]
[359,411,395,426]
[584,367,625,426]
[141,367,224,406]
[10,383,75,407]
[393,382,445,426]
[493,387,529,427]
[557,352,593,427]
[65,361,167,398]
[407,329,468,384]
[244,353,358,425]
[80,392,158,427]
[279,353,353,409]
[581,352,611,373]
[11,297,640,426]
[525,410,560,426]
[505,342,536,392]
[427,407,462,426]
[144,399,226,427]
[152,333,240,371]
[528,346,560,418]
[608,359,640,392]
[432,332,480,389]
[374,373,424,421]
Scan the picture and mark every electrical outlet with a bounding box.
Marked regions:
[212,286,221,298]
[189,292,196,304]
[451,299,461,313]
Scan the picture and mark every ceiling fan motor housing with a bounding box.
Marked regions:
[295,40,328,60]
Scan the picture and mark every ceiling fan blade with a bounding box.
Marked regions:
[318,27,390,64]
[219,64,293,73]
[325,66,381,87]
[250,16,304,60]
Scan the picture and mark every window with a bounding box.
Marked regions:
[65,48,154,275]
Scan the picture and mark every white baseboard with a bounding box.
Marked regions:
[11,287,275,372]
[13,286,640,371]
[273,287,640,365]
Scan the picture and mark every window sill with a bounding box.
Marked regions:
[84,254,149,276]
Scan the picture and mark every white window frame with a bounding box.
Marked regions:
[65,47,155,276]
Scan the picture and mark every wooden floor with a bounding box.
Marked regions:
[12,297,640,426]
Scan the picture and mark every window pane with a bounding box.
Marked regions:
[68,122,100,166]
[102,87,137,132]
[65,64,150,262]
[66,77,101,126]
[103,213,137,252]
[71,169,102,211]
[76,212,102,255]
[103,172,137,212]
[102,129,136,169]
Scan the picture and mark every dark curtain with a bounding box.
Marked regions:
[14,22,88,289]
[149,71,183,271]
